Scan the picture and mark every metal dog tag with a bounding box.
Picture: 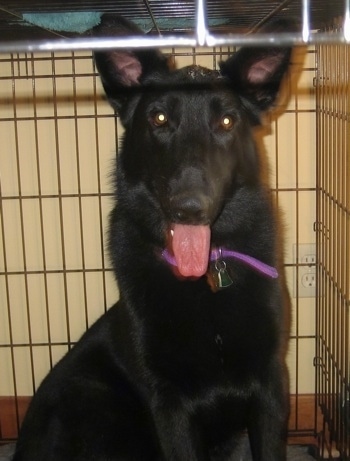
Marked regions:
[213,260,233,289]
[206,249,234,292]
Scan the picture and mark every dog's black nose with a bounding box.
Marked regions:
[171,195,210,224]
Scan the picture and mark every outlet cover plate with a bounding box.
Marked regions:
[293,243,316,298]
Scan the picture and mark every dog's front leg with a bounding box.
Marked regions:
[151,399,209,461]
[247,371,289,461]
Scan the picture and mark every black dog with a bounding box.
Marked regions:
[14,16,294,461]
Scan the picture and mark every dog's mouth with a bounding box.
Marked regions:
[168,223,211,278]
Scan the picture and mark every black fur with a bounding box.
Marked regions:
[14,16,293,461]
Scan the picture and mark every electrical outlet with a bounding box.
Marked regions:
[293,243,316,298]
[301,272,316,288]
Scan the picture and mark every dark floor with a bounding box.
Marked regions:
[0,441,317,460]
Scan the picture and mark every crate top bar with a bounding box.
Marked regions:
[0,0,348,52]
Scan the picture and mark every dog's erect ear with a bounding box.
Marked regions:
[93,15,170,111]
[220,19,295,116]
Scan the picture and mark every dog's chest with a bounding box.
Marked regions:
[144,286,275,389]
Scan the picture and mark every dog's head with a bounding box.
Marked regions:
[94,16,294,278]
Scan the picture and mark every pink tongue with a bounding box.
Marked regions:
[172,224,211,277]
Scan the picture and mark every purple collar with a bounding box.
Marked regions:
[162,247,278,279]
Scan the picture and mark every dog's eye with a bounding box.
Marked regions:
[220,115,235,131]
[152,112,168,127]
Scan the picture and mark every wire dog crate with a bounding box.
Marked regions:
[315,41,350,458]
[0,1,349,459]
